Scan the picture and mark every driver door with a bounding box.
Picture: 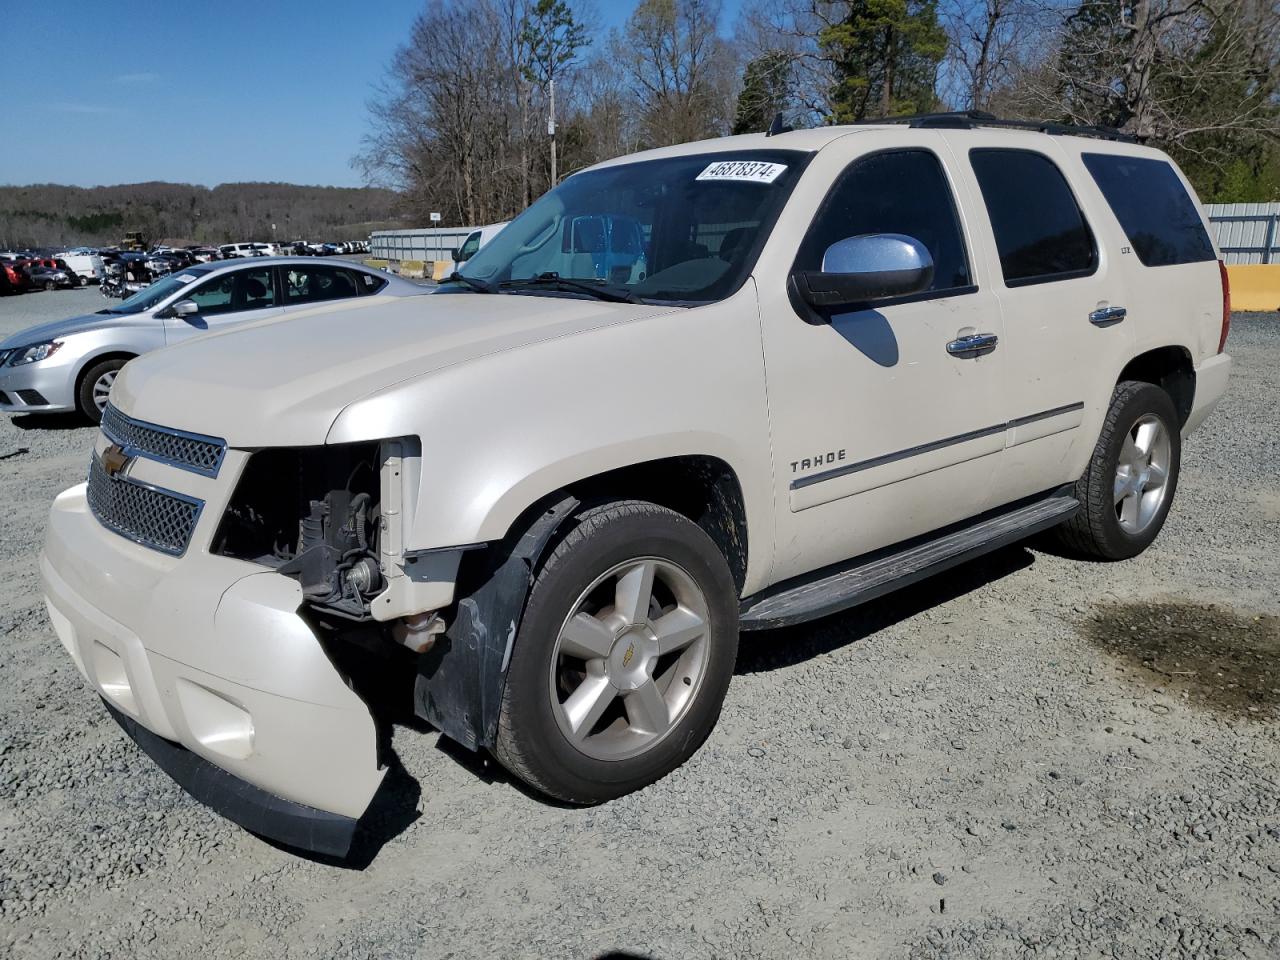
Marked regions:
[757,134,1010,582]
[164,266,282,344]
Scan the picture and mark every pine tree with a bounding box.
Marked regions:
[732,52,793,135]
[820,0,947,123]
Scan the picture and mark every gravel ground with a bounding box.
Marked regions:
[1,288,1277,959]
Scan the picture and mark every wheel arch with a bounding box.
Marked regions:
[1117,345,1195,427]
[489,454,751,597]
[73,349,138,399]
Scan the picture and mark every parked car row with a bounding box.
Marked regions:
[0,253,95,294]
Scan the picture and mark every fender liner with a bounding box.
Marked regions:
[413,495,580,751]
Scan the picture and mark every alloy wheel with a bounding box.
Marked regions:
[549,557,711,762]
[1114,413,1172,535]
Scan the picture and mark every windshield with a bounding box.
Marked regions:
[106,266,213,314]
[457,150,809,304]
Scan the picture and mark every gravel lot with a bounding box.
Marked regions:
[1,287,1277,959]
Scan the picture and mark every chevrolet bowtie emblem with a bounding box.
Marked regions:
[101,443,132,478]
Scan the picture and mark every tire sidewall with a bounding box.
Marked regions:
[502,506,739,802]
[1094,383,1182,556]
[77,358,125,423]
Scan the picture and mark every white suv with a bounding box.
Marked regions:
[40,114,1231,856]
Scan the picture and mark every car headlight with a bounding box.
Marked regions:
[7,341,63,366]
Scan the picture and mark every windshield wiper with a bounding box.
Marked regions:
[442,272,496,294]
[500,272,639,304]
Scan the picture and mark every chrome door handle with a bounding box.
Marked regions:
[946,333,999,358]
[1089,305,1127,326]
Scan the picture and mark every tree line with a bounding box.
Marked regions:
[0,182,402,249]
[356,0,1280,225]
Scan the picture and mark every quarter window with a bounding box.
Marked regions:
[186,268,276,316]
[969,149,1097,286]
[794,149,973,294]
[1081,154,1215,267]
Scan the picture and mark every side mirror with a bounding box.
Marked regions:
[792,234,934,310]
[172,299,199,318]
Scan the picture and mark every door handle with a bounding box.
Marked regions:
[1089,305,1127,326]
[946,332,999,358]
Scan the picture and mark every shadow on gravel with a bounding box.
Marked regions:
[735,544,1036,674]
[1081,600,1280,720]
[11,412,90,431]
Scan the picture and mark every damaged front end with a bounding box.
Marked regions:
[213,438,456,639]
[212,438,562,754]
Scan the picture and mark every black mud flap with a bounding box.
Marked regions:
[414,496,579,751]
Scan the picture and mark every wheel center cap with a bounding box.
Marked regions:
[608,626,656,689]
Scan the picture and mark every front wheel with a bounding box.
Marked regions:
[1056,380,1181,560]
[493,500,739,803]
[44,280,57,291]
[76,357,127,423]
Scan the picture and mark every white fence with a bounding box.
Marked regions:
[1206,203,1280,265]
[369,226,475,262]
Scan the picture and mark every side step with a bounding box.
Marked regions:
[739,494,1079,631]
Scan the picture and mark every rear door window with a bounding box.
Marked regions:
[1081,153,1216,267]
[794,149,973,294]
[283,265,362,303]
[969,149,1097,286]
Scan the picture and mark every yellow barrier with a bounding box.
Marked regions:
[363,258,390,270]
[1226,264,1280,312]
[398,259,427,279]
[431,260,453,281]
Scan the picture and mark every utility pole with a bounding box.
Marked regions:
[549,76,558,187]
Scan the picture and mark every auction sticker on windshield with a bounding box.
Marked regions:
[696,160,788,184]
[176,274,197,283]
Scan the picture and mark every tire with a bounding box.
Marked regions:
[76,357,127,423]
[1056,380,1181,560]
[493,500,739,803]
[44,280,57,292]
[78,275,88,287]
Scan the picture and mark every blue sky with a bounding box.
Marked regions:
[2,0,742,189]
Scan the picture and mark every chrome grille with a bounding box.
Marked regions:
[100,404,226,477]
[86,457,202,556]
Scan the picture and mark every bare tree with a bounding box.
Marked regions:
[940,0,1051,110]
[621,0,737,146]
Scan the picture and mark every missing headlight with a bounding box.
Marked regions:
[213,442,385,619]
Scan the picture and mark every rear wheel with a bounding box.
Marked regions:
[44,280,56,292]
[1057,380,1181,560]
[76,357,127,423]
[493,500,739,803]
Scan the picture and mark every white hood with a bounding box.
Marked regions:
[111,292,677,446]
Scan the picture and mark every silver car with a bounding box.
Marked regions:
[0,257,426,422]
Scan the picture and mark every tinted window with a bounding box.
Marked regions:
[186,268,276,316]
[795,149,972,292]
[283,265,361,304]
[356,270,387,294]
[1082,154,1215,267]
[970,149,1096,286]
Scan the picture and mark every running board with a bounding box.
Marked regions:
[739,494,1079,631]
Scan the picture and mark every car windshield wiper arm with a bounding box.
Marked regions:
[500,272,640,304]
[442,272,496,294]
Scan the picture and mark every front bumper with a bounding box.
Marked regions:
[40,483,387,854]
[0,355,77,413]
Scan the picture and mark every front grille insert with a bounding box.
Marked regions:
[100,404,226,477]
[87,457,203,557]
[16,388,48,406]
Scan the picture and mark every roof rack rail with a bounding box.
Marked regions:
[853,110,1138,144]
